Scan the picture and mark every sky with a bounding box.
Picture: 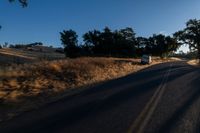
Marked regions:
[0,0,200,52]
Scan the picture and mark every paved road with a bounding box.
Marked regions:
[0,61,199,133]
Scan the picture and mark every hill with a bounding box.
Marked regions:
[0,47,65,66]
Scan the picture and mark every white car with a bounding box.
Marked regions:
[141,55,152,64]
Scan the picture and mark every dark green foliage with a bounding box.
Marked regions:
[136,34,180,58]
[174,19,200,59]
[60,30,80,58]
[83,29,101,55]
[63,45,81,58]
[113,28,137,57]
[150,34,169,57]
[82,27,137,57]
[136,37,149,56]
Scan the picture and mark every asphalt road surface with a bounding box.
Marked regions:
[0,61,200,133]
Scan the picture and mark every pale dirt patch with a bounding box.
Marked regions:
[187,59,200,66]
[169,57,182,61]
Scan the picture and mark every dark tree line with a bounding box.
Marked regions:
[82,27,137,57]
[142,34,180,57]
[60,27,180,58]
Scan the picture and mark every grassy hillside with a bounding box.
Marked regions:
[0,48,65,66]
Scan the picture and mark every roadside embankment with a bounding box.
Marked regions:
[0,57,174,122]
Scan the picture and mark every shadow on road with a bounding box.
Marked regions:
[158,69,200,133]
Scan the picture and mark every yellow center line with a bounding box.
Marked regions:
[127,63,173,133]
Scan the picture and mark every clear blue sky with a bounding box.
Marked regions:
[0,0,200,52]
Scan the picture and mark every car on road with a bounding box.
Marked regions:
[141,55,152,64]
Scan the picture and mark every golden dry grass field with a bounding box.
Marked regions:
[0,48,173,122]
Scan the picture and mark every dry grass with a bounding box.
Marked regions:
[0,48,65,66]
[0,57,172,122]
[187,59,200,66]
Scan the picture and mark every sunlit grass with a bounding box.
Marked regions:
[0,49,36,60]
[187,59,200,66]
[0,57,168,102]
[0,48,65,66]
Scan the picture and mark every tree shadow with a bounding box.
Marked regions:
[158,69,200,133]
